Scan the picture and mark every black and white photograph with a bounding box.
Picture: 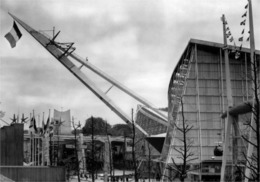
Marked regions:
[0,0,259,181]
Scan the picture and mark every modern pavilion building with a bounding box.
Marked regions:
[163,38,259,181]
[137,38,259,181]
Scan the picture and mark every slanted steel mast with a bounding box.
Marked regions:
[9,13,158,136]
[66,52,168,124]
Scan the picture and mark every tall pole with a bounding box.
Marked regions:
[53,27,55,38]
[32,110,35,165]
[131,108,138,182]
[245,0,258,181]
[123,135,126,182]
[50,134,52,166]
[41,112,44,166]
[38,114,40,166]
[91,116,95,182]
[220,14,234,182]
[29,113,32,163]
[222,15,234,108]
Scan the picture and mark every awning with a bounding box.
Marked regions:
[146,134,166,153]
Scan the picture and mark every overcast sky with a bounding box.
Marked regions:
[0,0,259,128]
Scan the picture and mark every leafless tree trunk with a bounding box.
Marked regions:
[147,140,151,182]
[131,108,139,182]
[91,116,95,182]
[239,55,260,181]
[72,120,81,182]
[123,134,126,182]
[105,120,113,181]
[165,98,198,182]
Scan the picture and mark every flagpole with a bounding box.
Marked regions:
[17,109,20,123]
[35,136,37,166]
[42,112,45,128]
[42,112,44,166]
[35,111,37,166]
[33,134,35,165]
[38,137,41,166]
[52,112,55,166]
[30,113,32,163]
[220,14,234,182]
[47,109,51,166]
[37,114,40,166]
[42,136,44,166]
[38,114,40,132]
[37,137,39,166]
[32,110,35,166]
[47,109,52,165]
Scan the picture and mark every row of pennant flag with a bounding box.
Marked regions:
[28,114,51,137]
[225,2,250,59]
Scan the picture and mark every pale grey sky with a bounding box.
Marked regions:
[0,0,259,127]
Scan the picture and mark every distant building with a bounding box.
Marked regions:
[52,109,71,135]
[23,108,134,176]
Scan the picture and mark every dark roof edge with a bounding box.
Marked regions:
[189,38,260,55]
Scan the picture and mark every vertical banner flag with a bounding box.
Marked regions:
[5,21,22,48]
[33,117,38,133]
[29,117,34,134]
[44,116,50,134]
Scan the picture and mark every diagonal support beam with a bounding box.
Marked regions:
[9,13,148,136]
[67,52,168,125]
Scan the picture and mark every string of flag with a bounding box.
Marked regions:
[28,111,52,137]
[225,1,250,60]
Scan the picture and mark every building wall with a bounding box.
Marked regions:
[136,105,167,135]
[0,124,24,166]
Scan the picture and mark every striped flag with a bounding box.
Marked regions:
[29,117,34,134]
[29,116,38,134]
[33,117,38,133]
[44,116,50,134]
[42,116,45,130]
[5,21,22,48]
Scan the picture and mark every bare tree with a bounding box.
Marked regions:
[90,116,96,182]
[237,54,260,181]
[147,140,152,182]
[131,109,152,182]
[105,120,113,180]
[72,119,82,182]
[131,108,139,182]
[165,98,198,182]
